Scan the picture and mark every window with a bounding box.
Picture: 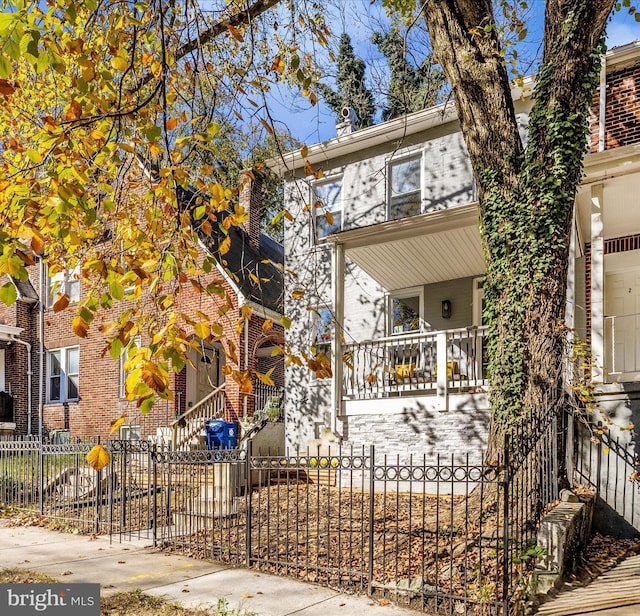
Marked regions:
[389,288,423,334]
[312,179,342,239]
[47,265,80,306]
[119,337,141,398]
[388,155,422,220]
[119,425,141,440]
[47,346,79,402]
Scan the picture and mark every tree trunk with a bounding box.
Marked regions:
[421,0,614,463]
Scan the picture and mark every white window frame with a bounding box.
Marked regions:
[311,176,343,241]
[46,264,80,307]
[119,336,141,399]
[119,425,141,440]
[472,277,485,326]
[387,287,424,335]
[0,348,5,392]
[47,346,79,403]
[387,152,423,221]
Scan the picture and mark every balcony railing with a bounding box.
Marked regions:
[342,326,488,400]
[604,313,640,380]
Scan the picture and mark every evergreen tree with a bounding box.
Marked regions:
[372,30,445,120]
[317,33,376,129]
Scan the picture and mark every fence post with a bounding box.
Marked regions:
[152,443,158,547]
[502,435,510,616]
[367,444,375,596]
[38,437,43,516]
[246,440,253,568]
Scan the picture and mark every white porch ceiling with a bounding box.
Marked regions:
[345,224,485,290]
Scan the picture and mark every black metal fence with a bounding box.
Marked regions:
[0,411,560,615]
[571,417,640,530]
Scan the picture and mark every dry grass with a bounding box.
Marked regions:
[0,569,258,616]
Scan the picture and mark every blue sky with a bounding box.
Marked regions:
[270,2,640,145]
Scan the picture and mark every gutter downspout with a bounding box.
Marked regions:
[38,256,45,441]
[244,315,249,419]
[598,54,606,152]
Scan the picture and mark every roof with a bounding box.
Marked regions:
[11,277,39,304]
[269,39,640,176]
[177,188,284,315]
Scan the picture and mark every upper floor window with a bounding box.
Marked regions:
[389,288,423,335]
[47,264,80,306]
[312,179,342,239]
[388,155,422,220]
[47,346,79,402]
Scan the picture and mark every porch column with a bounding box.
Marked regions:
[331,241,345,435]
[565,208,577,332]
[591,183,605,382]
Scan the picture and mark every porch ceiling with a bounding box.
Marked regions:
[346,223,485,290]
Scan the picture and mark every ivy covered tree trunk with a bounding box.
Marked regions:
[420,0,614,463]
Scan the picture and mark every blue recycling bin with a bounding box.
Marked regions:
[204,420,238,450]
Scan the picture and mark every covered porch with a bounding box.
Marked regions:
[329,203,488,419]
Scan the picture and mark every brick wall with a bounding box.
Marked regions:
[590,58,640,152]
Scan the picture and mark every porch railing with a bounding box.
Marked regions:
[342,326,487,400]
[171,385,226,450]
[604,313,640,380]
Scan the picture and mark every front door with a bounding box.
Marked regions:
[604,270,640,381]
[196,345,220,401]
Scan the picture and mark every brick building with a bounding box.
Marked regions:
[0,164,284,441]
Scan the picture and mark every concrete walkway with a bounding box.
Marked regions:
[0,523,416,616]
[536,554,640,616]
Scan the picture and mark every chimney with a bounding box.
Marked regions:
[239,170,262,254]
[336,107,359,137]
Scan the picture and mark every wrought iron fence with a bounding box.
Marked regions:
[0,412,560,615]
[571,416,640,530]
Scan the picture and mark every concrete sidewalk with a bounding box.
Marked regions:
[0,523,416,616]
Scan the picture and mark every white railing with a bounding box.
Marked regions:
[171,385,226,450]
[604,314,640,380]
[342,326,487,400]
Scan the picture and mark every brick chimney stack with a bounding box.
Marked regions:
[239,170,263,254]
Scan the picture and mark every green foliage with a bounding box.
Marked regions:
[371,30,445,120]
[317,33,375,128]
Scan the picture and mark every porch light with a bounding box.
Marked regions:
[441,300,452,320]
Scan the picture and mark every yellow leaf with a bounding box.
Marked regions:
[219,235,231,255]
[53,294,70,313]
[26,149,43,164]
[110,414,127,435]
[194,321,210,339]
[262,319,273,332]
[241,305,252,320]
[256,368,275,387]
[72,316,89,338]
[111,56,129,71]
[324,211,334,225]
[166,117,178,130]
[87,444,111,472]
[292,289,305,300]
